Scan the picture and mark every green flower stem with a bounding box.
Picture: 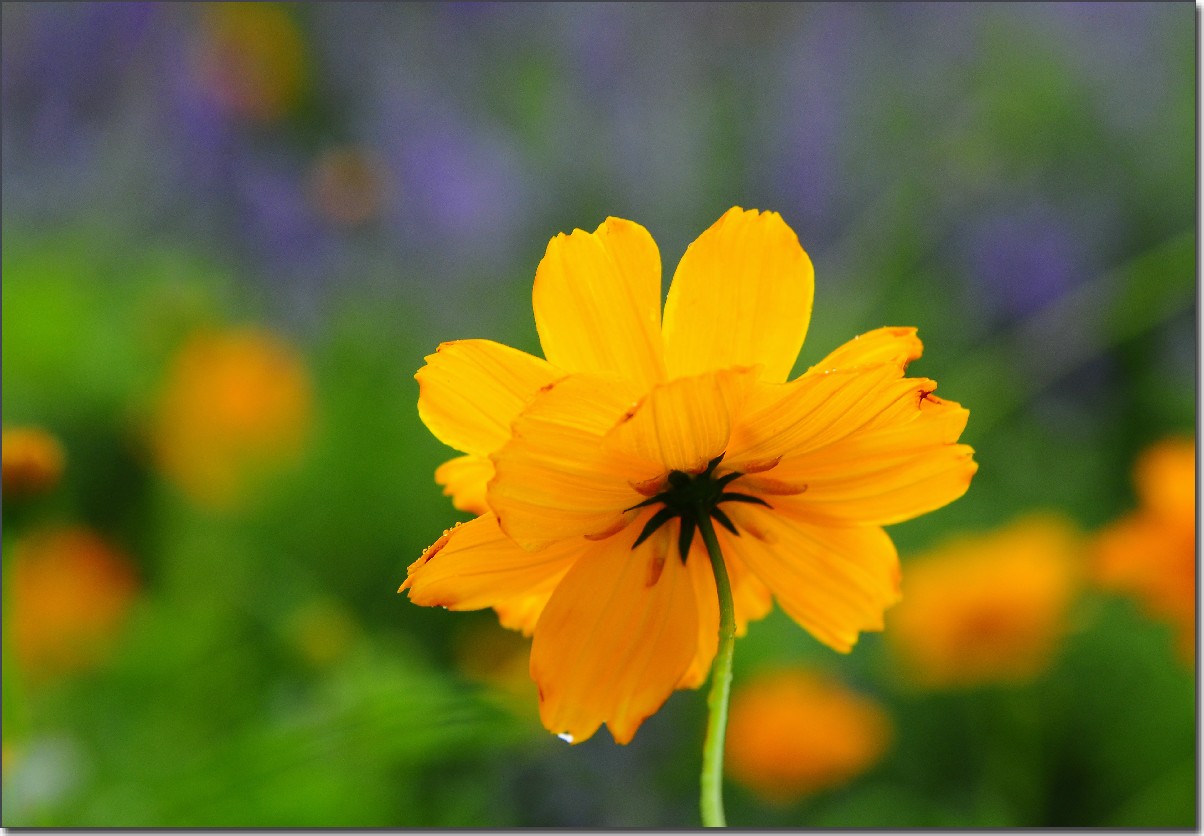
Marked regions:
[696,510,736,828]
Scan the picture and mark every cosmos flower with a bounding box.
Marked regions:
[725,668,892,803]
[886,515,1082,688]
[402,207,975,743]
[1094,437,1195,663]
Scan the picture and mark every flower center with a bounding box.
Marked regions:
[627,454,771,562]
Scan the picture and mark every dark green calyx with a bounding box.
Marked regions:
[627,453,771,562]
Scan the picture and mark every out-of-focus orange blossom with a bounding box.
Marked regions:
[1094,437,1195,663]
[7,527,139,682]
[150,328,313,508]
[309,146,391,228]
[2,427,66,499]
[725,668,892,804]
[194,2,306,124]
[886,515,1083,689]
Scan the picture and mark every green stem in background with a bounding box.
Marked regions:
[697,510,736,828]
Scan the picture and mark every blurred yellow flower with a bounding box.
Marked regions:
[887,515,1083,688]
[195,2,306,123]
[1,427,65,498]
[1094,437,1195,662]
[402,207,975,744]
[150,328,312,508]
[726,668,892,804]
[7,527,139,682]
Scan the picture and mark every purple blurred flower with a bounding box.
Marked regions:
[960,201,1101,326]
[2,2,164,216]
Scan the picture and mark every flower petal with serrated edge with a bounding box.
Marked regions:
[433,454,493,515]
[401,513,581,619]
[721,503,901,653]
[731,368,976,526]
[530,515,699,744]
[676,524,774,689]
[416,339,560,456]
[533,217,666,388]
[663,207,814,383]
[489,374,651,549]
[606,367,756,474]
[806,326,923,373]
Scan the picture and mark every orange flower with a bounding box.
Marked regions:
[726,669,892,803]
[1,427,65,498]
[308,146,390,228]
[150,328,312,508]
[402,208,976,743]
[7,527,138,682]
[1094,437,1195,662]
[194,2,306,123]
[887,515,1082,688]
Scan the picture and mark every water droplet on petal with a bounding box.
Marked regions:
[557,732,574,744]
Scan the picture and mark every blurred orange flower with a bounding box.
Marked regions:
[150,328,312,508]
[1094,437,1196,662]
[726,668,892,804]
[1,427,65,498]
[195,2,306,123]
[309,147,391,228]
[7,527,139,682]
[886,515,1083,688]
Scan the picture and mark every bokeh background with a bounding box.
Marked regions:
[1,1,1195,827]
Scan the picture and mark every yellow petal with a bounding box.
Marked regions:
[607,368,754,474]
[530,518,699,744]
[662,207,814,382]
[726,327,943,468]
[810,379,970,453]
[489,373,651,549]
[725,532,776,632]
[723,505,901,653]
[807,326,923,373]
[676,524,774,689]
[416,339,560,456]
[726,364,906,468]
[723,325,976,528]
[678,540,719,690]
[774,447,977,527]
[532,217,666,388]
[758,378,976,527]
[434,455,493,515]
[493,585,559,637]
[402,514,580,616]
